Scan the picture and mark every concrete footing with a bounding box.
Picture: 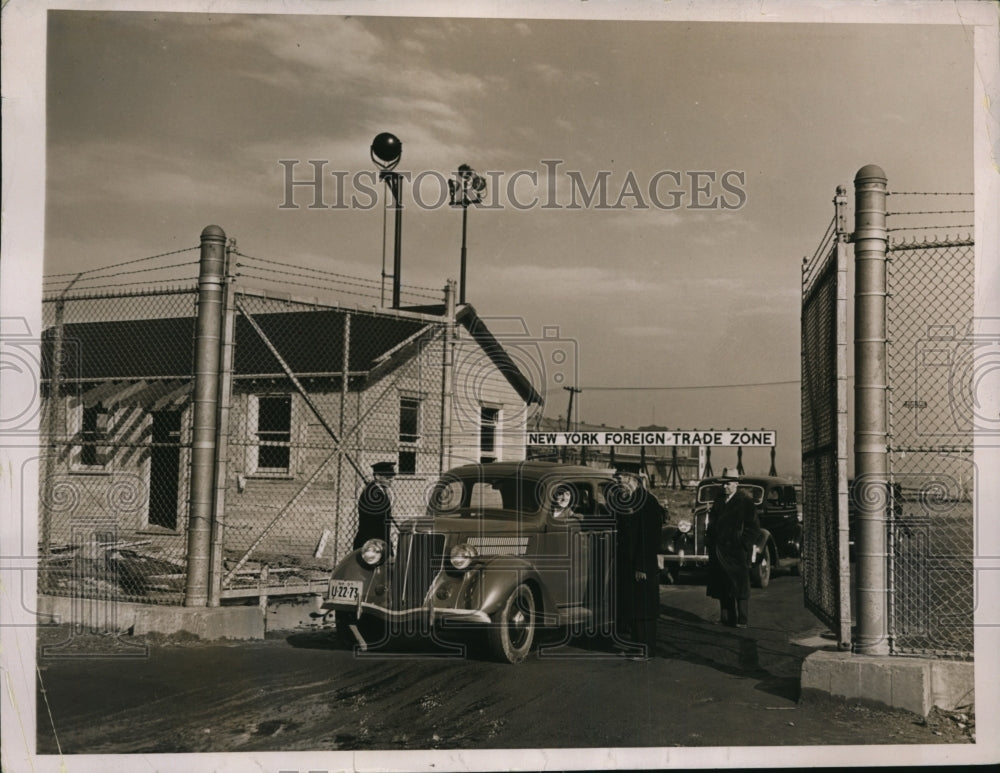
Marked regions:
[38,595,264,640]
[800,650,975,716]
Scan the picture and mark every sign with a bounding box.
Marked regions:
[527,430,777,447]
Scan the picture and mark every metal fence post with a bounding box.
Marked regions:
[335,310,351,557]
[853,165,890,655]
[207,239,236,606]
[440,279,456,473]
[185,225,226,606]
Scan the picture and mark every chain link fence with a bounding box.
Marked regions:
[886,235,975,659]
[38,239,456,607]
[40,286,199,605]
[800,212,851,649]
[217,288,448,598]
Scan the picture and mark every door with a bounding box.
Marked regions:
[148,411,181,530]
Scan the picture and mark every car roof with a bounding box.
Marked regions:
[444,461,615,479]
[697,475,795,487]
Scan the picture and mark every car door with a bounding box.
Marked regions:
[534,479,594,615]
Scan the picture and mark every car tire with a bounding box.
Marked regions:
[751,551,771,589]
[488,583,536,664]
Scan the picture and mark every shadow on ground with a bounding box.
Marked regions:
[657,602,816,701]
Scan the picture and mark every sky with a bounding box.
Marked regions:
[40,7,976,479]
[4,2,1000,771]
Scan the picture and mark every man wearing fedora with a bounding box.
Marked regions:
[352,461,397,551]
[705,468,761,627]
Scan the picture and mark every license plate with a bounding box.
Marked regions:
[329,579,363,602]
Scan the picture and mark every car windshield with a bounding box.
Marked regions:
[697,483,765,506]
[426,472,544,519]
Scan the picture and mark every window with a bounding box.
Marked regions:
[254,395,291,473]
[75,402,110,470]
[480,406,500,463]
[398,396,420,475]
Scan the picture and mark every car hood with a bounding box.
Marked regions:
[403,513,540,536]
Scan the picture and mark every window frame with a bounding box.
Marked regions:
[70,400,112,474]
[397,393,422,475]
[247,393,294,477]
[479,403,502,464]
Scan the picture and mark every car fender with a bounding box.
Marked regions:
[660,524,681,552]
[753,528,778,564]
[472,556,557,623]
[327,549,384,594]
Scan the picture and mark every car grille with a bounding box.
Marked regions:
[389,531,446,610]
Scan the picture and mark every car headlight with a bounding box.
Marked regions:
[677,519,692,534]
[449,542,478,571]
[359,539,387,567]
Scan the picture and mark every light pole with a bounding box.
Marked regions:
[448,163,486,305]
[372,132,403,309]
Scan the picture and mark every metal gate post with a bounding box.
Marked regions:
[853,165,890,655]
[440,279,456,473]
[207,240,236,606]
[184,225,226,606]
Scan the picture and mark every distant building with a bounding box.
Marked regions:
[526,417,699,487]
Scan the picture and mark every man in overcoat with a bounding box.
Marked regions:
[705,468,760,627]
[612,471,666,659]
[352,461,396,551]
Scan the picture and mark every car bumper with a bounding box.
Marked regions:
[320,598,492,625]
[657,552,709,569]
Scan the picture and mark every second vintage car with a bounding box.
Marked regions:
[322,461,623,663]
[658,474,802,587]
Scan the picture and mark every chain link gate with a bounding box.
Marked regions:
[801,200,851,649]
[39,286,199,605]
[216,285,448,598]
[886,234,975,659]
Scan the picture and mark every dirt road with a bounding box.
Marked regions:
[35,575,973,758]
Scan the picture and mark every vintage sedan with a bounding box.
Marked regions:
[322,462,619,663]
[658,475,802,588]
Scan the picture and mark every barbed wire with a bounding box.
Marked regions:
[236,270,442,303]
[236,270,383,302]
[886,209,973,217]
[886,224,974,233]
[42,278,199,295]
[42,246,199,278]
[234,261,384,293]
[808,215,836,263]
[234,250,442,293]
[887,191,973,196]
[43,261,198,286]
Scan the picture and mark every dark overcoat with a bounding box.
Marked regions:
[705,489,759,601]
[352,480,393,550]
[613,485,665,627]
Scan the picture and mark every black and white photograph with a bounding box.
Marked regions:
[1,0,998,771]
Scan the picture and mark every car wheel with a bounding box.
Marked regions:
[488,583,536,663]
[334,610,385,650]
[751,551,771,589]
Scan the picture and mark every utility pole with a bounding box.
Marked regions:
[562,386,582,463]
